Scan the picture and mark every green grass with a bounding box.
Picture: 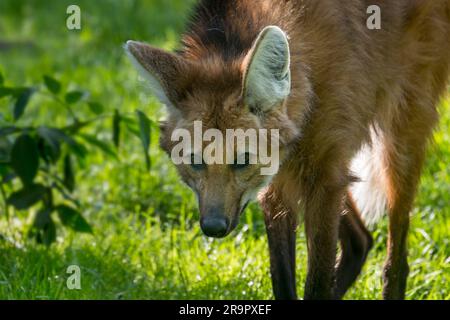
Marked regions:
[0,0,449,300]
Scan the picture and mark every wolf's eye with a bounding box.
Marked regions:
[231,152,251,170]
[190,153,206,171]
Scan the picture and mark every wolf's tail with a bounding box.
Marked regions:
[349,129,387,227]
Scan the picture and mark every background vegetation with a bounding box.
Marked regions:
[0,0,449,299]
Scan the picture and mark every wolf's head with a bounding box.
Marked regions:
[125,26,299,238]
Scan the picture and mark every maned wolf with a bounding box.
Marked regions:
[125,0,450,299]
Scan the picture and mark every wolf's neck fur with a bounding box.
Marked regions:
[181,0,297,61]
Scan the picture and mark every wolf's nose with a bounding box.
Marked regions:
[200,216,229,238]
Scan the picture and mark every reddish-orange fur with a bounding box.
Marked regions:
[127,0,450,299]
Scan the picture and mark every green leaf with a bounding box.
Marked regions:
[37,127,88,161]
[63,154,75,192]
[14,88,34,121]
[87,102,104,115]
[38,126,73,144]
[0,137,13,163]
[65,91,84,104]
[56,205,92,233]
[77,133,118,159]
[7,183,47,210]
[11,134,40,185]
[68,140,88,161]
[38,126,78,148]
[32,208,56,246]
[53,182,80,208]
[0,87,14,99]
[125,123,141,139]
[41,220,56,246]
[0,163,11,178]
[0,71,3,85]
[0,126,19,137]
[43,75,61,95]
[121,115,141,139]
[136,110,152,170]
[42,220,56,246]
[112,109,121,148]
[37,137,60,163]
[33,207,52,229]
[1,171,16,184]
[37,127,62,163]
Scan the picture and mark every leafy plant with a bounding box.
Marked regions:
[0,72,153,245]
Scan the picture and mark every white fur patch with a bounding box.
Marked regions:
[350,128,387,227]
[244,26,291,111]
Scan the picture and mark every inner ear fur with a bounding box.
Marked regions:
[242,26,291,112]
[125,40,188,108]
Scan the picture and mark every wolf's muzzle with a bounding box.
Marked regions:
[200,215,229,238]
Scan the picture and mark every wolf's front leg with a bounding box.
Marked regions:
[260,185,298,300]
[303,178,345,300]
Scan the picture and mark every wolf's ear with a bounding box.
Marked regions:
[242,26,291,112]
[125,40,185,109]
